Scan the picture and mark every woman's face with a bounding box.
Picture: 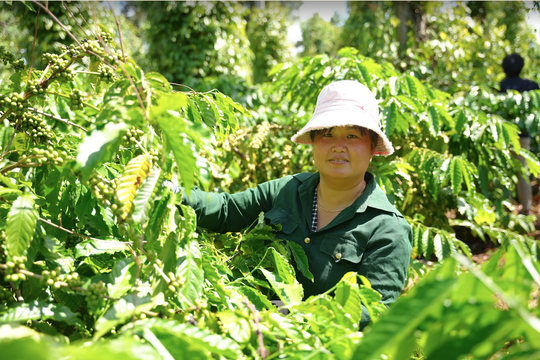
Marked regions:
[312,126,375,184]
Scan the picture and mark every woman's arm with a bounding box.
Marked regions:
[182,177,289,233]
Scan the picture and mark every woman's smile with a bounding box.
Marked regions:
[328,157,349,163]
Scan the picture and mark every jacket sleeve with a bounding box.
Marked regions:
[182,178,288,233]
[358,213,413,329]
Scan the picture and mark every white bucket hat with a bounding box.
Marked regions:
[291,80,394,156]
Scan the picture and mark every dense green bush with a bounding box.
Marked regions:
[0,6,539,360]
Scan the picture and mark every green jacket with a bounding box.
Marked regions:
[184,172,412,328]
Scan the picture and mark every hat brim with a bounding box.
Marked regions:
[291,109,394,156]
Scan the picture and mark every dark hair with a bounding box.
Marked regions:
[502,53,524,77]
[310,126,379,150]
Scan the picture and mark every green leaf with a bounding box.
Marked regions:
[217,310,252,344]
[456,157,475,193]
[107,258,137,299]
[287,241,313,281]
[0,187,22,198]
[74,238,130,258]
[0,333,54,360]
[427,105,440,135]
[142,327,211,360]
[145,72,172,95]
[0,300,81,326]
[434,104,453,127]
[270,247,297,284]
[95,294,155,339]
[404,75,426,102]
[261,248,303,305]
[396,95,421,112]
[334,272,363,326]
[141,318,243,358]
[352,259,458,360]
[455,238,473,260]
[455,109,468,134]
[235,286,274,311]
[449,157,463,196]
[385,101,398,137]
[422,228,434,259]
[13,132,29,153]
[433,234,444,261]
[76,122,128,182]
[131,168,162,224]
[145,191,172,247]
[61,336,149,360]
[356,62,372,88]
[186,96,203,124]
[6,194,38,258]
[176,239,204,308]
[152,94,198,193]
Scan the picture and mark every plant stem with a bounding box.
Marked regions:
[244,299,269,359]
[39,217,112,243]
[9,281,24,302]
[108,1,126,62]
[28,108,88,132]
[30,1,82,47]
[229,248,271,285]
[74,71,101,75]
[0,161,42,175]
[152,263,171,283]
[0,108,13,123]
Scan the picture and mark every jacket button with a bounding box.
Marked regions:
[304,237,311,244]
[335,252,342,260]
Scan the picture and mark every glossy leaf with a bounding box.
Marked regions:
[115,153,152,220]
[385,101,398,137]
[261,248,303,305]
[145,191,172,247]
[74,238,130,258]
[176,238,204,308]
[449,157,463,195]
[352,259,458,360]
[94,294,155,339]
[130,168,162,224]
[287,241,314,281]
[107,258,137,299]
[6,194,38,258]
[0,300,81,326]
[140,318,243,358]
[152,93,198,193]
[334,272,363,326]
[76,122,128,182]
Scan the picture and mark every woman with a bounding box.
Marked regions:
[183,80,412,329]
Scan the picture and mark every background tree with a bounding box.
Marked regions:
[339,2,399,63]
[245,2,296,84]
[339,1,540,94]
[297,12,341,57]
[122,1,251,96]
[0,1,144,77]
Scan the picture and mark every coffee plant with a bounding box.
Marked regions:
[0,10,540,360]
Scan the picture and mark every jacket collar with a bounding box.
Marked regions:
[294,171,401,216]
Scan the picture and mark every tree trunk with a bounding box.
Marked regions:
[394,2,427,56]
[395,2,411,55]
